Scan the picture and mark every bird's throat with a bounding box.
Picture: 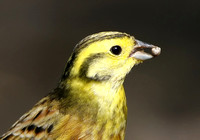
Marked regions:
[60,77,127,119]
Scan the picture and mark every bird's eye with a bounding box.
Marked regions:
[110,45,122,55]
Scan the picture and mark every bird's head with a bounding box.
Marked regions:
[62,31,161,84]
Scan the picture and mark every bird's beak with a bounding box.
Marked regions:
[130,39,161,60]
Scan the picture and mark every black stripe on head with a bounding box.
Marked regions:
[75,32,130,52]
[79,53,111,81]
[61,32,130,81]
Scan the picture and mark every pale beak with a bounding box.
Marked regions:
[130,39,161,60]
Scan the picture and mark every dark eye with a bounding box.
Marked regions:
[110,45,122,55]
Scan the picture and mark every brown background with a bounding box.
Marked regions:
[0,0,200,139]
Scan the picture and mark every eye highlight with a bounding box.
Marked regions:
[110,45,122,55]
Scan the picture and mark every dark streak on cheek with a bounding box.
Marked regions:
[79,53,111,81]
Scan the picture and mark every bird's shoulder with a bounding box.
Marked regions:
[0,89,97,140]
[0,95,61,140]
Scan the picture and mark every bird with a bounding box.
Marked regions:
[0,31,161,140]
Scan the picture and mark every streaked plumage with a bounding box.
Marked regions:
[0,31,161,140]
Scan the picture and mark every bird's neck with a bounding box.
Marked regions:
[57,77,127,139]
[59,77,127,118]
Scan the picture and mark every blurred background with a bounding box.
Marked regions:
[0,0,199,139]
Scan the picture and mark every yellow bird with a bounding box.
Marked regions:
[0,31,161,140]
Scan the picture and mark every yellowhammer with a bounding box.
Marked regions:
[0,31,161,140]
